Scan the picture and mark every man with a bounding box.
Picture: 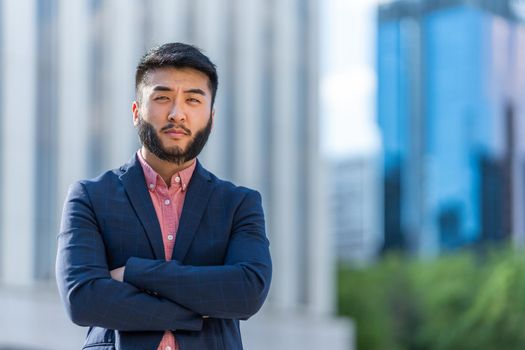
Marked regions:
[56,42,272,350]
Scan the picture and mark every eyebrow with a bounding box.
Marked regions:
[184,88,207,96]
[151,86,207,96]
[152,85,173,92]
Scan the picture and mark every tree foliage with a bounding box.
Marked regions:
[338,247,525,350]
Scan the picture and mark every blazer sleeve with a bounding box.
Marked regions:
[123,189,272,320]
[55,181,203,332]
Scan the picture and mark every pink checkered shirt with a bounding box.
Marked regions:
[137,150,196,350]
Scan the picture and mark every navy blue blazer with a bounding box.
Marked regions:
[56,155,272,350]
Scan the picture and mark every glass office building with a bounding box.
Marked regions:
[378,0,525,254]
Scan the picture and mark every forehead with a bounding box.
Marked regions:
[142,67,211,92]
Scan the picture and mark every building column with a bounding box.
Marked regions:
[191,0,231,179]
[304,0,334,315]
[149,0,189,45]
[231,0,264,190]
[105,0,142,167]
[270,0,301,311]
[57,0,90,220]
[1,0,37,285]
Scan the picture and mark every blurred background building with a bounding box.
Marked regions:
[0,0,352,349]
[331,155,382,264]
[378,0,525,256]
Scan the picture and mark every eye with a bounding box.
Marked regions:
[154,95,169,101]
[187,97,201,103]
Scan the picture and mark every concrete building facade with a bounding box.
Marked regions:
[331,155,383,264]
[0,0,352,348]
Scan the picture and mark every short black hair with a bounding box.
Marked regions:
[135,42,218,106]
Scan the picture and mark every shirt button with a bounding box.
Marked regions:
[149,183,155,190]
[164,199,170,205]
[167,234,174,241]
[175,176,181,183]
[165,347,172,350]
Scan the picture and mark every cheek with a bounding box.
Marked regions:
[142,108,167,124]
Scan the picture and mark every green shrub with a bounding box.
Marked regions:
[338,246,525,350]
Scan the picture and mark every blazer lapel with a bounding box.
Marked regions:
[119,155,165,260]
[172,160,214,262]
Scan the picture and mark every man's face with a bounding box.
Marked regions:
[132,67,214,164]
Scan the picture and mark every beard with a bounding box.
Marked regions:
[137,114,212,165]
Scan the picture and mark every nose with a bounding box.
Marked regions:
[168,103,186,123]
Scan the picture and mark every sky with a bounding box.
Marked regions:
[320,0,384,159]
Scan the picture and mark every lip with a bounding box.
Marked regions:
[164,129,188,135]
[164,129,189,139]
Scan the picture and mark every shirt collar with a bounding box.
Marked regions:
[136,150,196,192]
[176,158,196,191]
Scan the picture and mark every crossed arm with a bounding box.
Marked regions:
[121,189,272,320]
[56,182,202,331]
[56,182,272,332]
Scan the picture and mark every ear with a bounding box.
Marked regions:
[132,101,140,126]
[211,108,215,130]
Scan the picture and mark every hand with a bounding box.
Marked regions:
[110,266,125,282]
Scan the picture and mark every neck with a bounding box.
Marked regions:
[140,146,195,186]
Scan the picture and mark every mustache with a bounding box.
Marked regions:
[160,123,191,135]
